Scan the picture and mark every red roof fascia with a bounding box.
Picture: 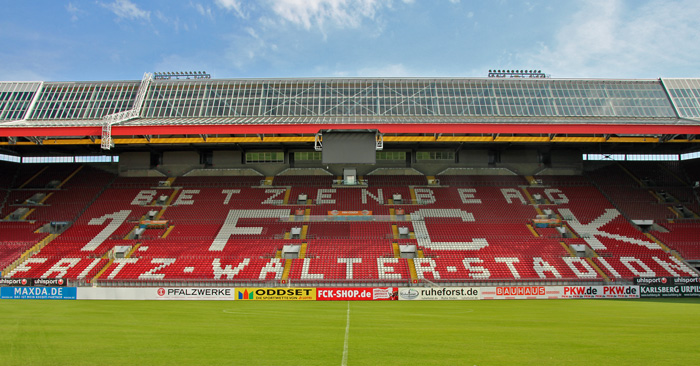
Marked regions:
[1,123,700,137]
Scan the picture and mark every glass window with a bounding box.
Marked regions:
[294,152,321,161]
[75,156,113,163]
[681,151,700,161]
[0,153,21,163]
[246,151,284,163]
[584,154,625,161]
[377,151,406,160]
[416,151,455,160]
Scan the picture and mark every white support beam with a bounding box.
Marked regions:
[101,72,152,150]
[314,132,322,151]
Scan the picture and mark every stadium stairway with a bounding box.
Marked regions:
[56,165,84,189]
[2,233,57,277]
[281,260,293,282]
[91,259,114,282]
[615,162,645,187]
[644,233,672,252]
[17,166,48,189]
[584,257,610,282]
[407,259,418,282]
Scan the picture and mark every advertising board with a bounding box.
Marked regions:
[559,286,639,299]
[480,286,557,300]
[0,278,67,287]
[639,285,700,298]
[236,288,316,300]
[634,277,700,286]
[78,287,237,300]
[633,277,700,298]
[316,287,397,301]
[398,287,480,300]
[480,286,640,300]
[0,278,33,287]
[1,287,77,300]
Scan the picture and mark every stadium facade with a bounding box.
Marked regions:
[0,74,699,288]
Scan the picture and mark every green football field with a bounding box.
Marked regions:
[1,299,699,365]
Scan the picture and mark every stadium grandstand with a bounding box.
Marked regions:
[1,73,700,287]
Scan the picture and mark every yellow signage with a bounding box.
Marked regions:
[236,288,316,300]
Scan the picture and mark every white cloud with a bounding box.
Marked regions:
[215,0,246,18]
[448,0,460,3]
[66,3,81,22]
[267,0,386,31]
[102,0,150,21]
[521,0,700,78]
[192,2,214,19]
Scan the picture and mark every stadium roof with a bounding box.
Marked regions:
[1,75,700,150]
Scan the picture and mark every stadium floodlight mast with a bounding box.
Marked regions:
[154,71,212,80]
[487,69,548,78]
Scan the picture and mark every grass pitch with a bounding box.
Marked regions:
[1,298,699,365]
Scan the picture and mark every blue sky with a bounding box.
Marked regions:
[1,0,699,81]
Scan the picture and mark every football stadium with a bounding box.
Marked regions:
[1,72,700,365]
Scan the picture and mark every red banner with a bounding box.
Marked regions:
[316,287,397,301]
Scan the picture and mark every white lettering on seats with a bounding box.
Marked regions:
[174,189,199,205]
[458,188,482,204]
[495,257,521,278]
[337,258,362,280]
[544,188,568,204]
[107,258,138,279]
[559,208,661,250]
[262,189,286,205]
[562,257,598,279]
[82,210,132,251]
[7,258,47,277]
[221,189,241,205]
[533,257,562,279]
[619,257,656,277]
[300,258,324,279]
[595,257,621,278]
[41,258,80,278]
[500,188,526,204]
[377,258,402,279]
[462,258,491,279]
[652,256,698,277]
[414,188,436,204]
[209,209,290,251]
[212,258,250,280]
[414,258,440,279]
[138,258,176,280]
[131,190,156,205]
[316,189,336,204]
[77,258,103,279]
[411,209,488,250]
[361,189,384,204]
[258,258,284,280]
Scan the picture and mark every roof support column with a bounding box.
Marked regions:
[101,72,152,150]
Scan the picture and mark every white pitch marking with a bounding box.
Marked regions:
[341,301,350,366]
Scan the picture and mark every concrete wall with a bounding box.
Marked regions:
[163,151,199,166]
[159,151,203,176]
[212,151,243,168]
[501,149,538,164]
[459,150,489,167]
[118,152,149,172]
[551,150,583,166]
[115,148,589,178]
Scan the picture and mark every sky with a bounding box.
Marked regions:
[1,0,699,82]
